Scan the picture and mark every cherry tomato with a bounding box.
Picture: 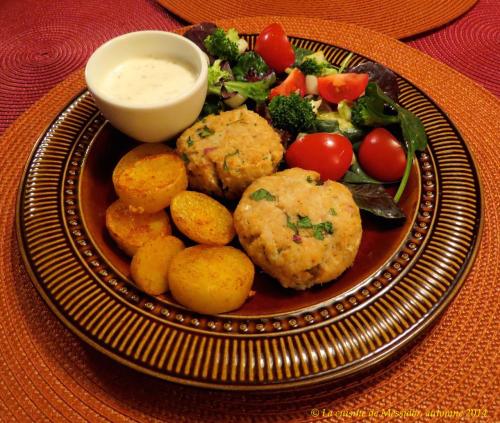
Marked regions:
[358,128,406,182]
[317,73,369,104]
[269,68,306,99]
[255,23,295,73]
[286,133,353,181]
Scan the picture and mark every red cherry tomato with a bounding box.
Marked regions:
[269,68,306,99]
[358,128,406,182]
[255,23,295,73]
[286,133,353,181]
[317,73,369,103]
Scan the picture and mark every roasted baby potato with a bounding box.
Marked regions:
[113,143,172,181]
[112,144,188,213]
[105,199,171,256]
[130,235,185,295]
[170,191,235,245]
[168,245,254,314]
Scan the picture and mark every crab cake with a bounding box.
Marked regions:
[234,168,362,290]
[176,109,284,200]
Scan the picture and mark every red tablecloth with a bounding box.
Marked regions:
[0,0,498,135]
[407,0,499,96]
[0,2,499,422]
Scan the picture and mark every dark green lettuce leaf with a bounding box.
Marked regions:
[342,161,381,184]
[344,183,405,221]
[183,22,217,56]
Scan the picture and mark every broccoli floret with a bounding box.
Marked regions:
[232,51,270,81]
[224,73,276,102]
[297,51,337,76]
[207,59,233,96]
[200,96,225,117]
[269,93,316,133]
[226,28,239,44]
[351,95,399,127]
[312,111,366,142]
[298,60,328,76]
[292,45,314,66]
[204,28,241,62]
[351,83,400,127]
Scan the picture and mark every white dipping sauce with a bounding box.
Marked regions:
[101,56,197,106]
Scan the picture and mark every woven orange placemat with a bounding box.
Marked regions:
[1,16,498,422]
[157,0,477,39]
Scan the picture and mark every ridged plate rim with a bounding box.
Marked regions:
[15,33,483,391]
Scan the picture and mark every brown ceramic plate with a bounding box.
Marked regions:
[16,33,482,390]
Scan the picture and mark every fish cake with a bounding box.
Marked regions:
[234,168,362,289]
[176,109,283,200]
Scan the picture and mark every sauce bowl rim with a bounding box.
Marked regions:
[84,30,208,110]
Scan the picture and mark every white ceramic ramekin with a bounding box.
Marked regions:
[85,31,208,143]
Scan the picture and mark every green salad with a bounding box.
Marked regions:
[183,22,428,221]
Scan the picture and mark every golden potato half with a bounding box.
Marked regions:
[131,236,185,296]
[168,245,254,314]
[170,191,235,245]
[113,143,188,213]
[113,143,172,181]
[105,199,171,256]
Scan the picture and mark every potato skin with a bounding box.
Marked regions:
[168,245,254,314]
[113,143,172,181]
[170,191,235,245]
[130,236,185,295]
[112,143,188,213]
[105,199,171,256]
